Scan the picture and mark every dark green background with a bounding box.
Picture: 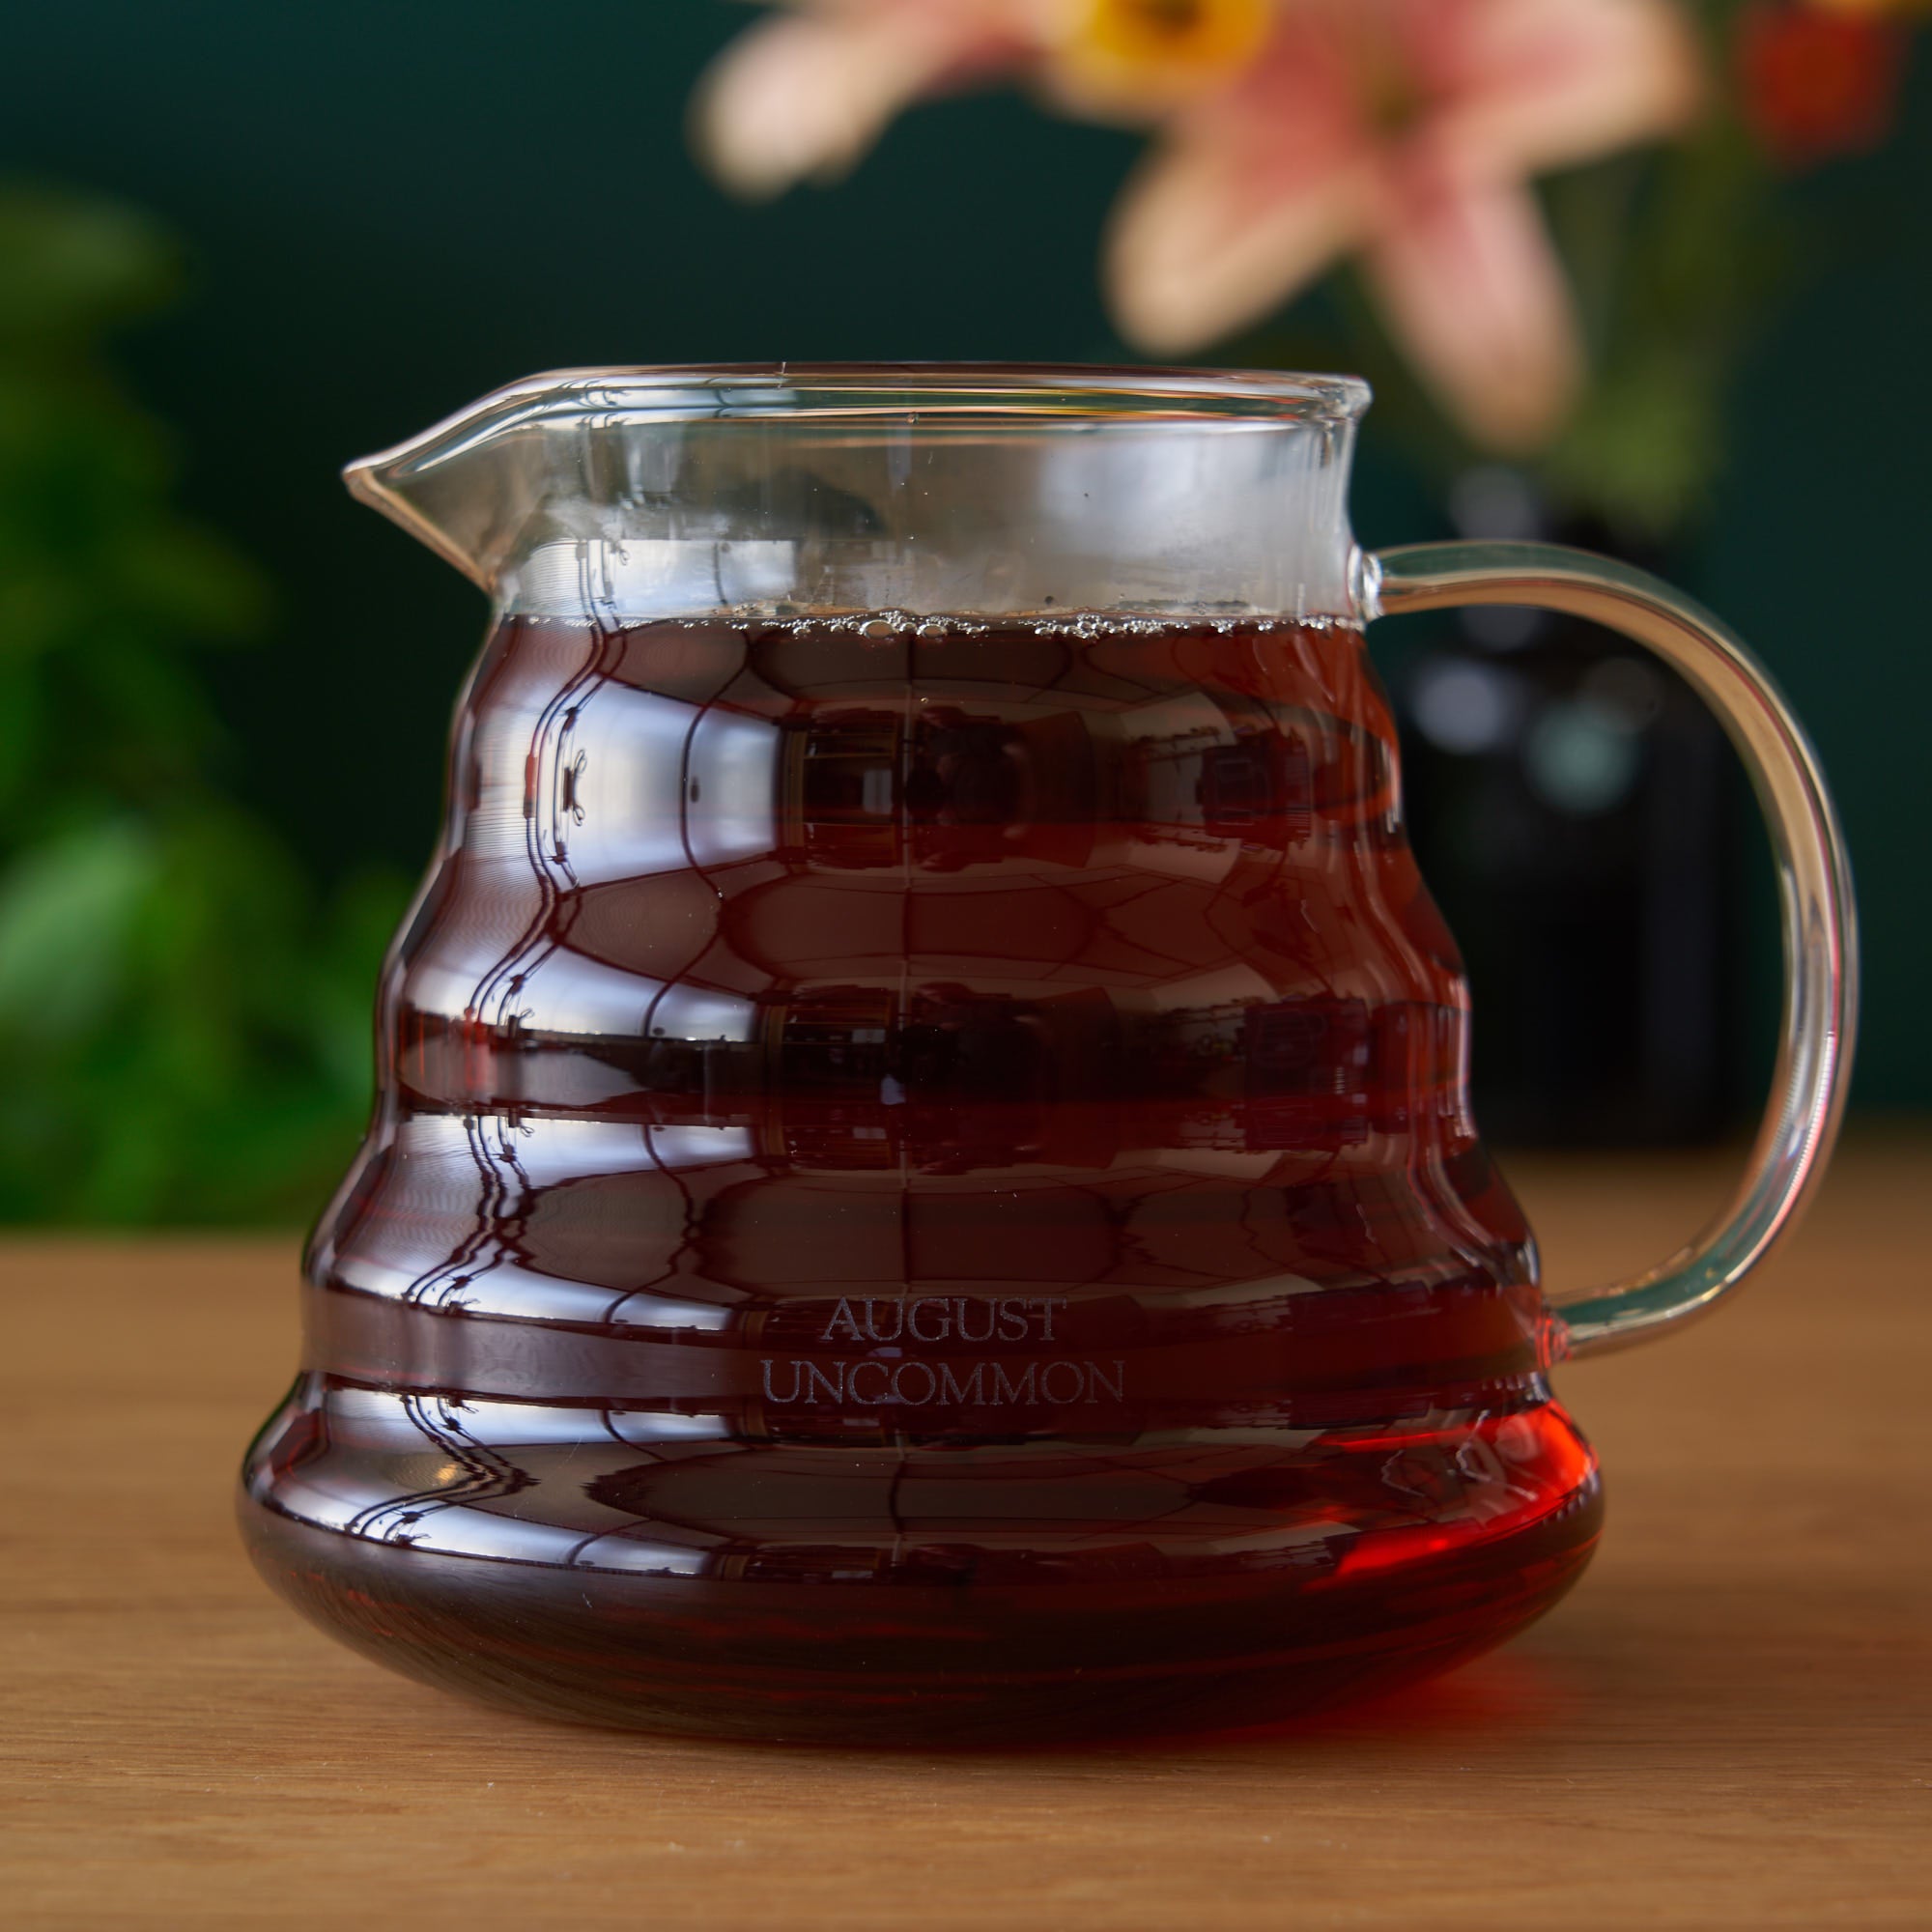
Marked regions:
[4,0,1925,1105]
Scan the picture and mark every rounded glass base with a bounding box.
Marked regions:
[240,1401,1601,1746]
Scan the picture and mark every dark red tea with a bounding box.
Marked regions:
[242,611,1599,1742]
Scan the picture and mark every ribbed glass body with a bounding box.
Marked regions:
[244,605,1598,1741]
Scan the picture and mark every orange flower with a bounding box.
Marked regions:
[1804,0,1929,15]
[1739,4,1908,165]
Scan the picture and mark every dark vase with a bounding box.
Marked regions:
[1392,470,1739,1146]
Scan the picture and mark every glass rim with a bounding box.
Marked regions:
[516,361,1371,417]
[355,363,1373,480]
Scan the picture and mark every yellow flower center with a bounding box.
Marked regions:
[1058,0,1273,97]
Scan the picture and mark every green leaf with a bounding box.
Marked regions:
[0,818,156,1040]
[0,185,180,343]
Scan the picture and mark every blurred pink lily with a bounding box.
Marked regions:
[695,0,1702,451]
[694,2,1275,195]
[694,2,1044,200]
[1106,0,1701,449]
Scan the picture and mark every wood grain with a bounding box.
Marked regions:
[4,1135,1928,1930]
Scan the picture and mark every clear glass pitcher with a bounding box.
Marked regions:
[241,366,1855,1743]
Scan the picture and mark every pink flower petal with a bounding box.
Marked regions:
[694,3,1034,199]
[1428,0,1704,182]
[1364,175,1583,451]
[1101,29,1379,354]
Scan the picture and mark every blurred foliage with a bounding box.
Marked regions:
[1321,113,1784,541]
[0,184,405,1223]
[1538,4,1801,536]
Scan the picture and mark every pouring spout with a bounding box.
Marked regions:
[343,369,626,592]
[343,445,496,589]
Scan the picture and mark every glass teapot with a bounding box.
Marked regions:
[241,367,1855,1743]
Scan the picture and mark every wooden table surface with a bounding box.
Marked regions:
[4,1136,1928,1929]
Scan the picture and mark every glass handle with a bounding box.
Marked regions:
[1364,541,1859,1357]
